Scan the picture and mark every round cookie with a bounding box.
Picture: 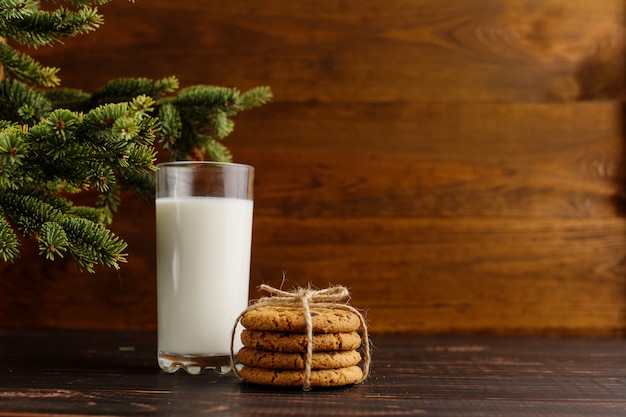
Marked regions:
[238,347,362,370]
[241,330,362,353]
[240,306,361,334]
[239,365,364,388]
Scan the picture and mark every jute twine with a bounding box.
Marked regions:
[229,284,371,391]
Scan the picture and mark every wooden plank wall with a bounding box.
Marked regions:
[0,0,625,335]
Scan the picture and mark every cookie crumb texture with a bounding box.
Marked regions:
[238,347,362,370]
[241,330,362,352]
[241,306,361,333]
[239,365,364,388]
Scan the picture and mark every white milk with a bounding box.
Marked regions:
[156,196,253,356]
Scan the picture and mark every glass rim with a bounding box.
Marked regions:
[156,160,254,170]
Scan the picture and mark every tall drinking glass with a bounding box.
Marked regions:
[155,161,254,374]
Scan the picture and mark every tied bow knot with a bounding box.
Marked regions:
[256,284,350,307]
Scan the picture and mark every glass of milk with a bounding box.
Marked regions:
[155,161,254,375]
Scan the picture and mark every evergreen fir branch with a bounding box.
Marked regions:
[0,0,38,21]
[211,111,234,138]
[168,87,238,158]
[120,143,157,172]
[46,108,80,144]
[153,85,272,162]
[0,125,27,189]
[2,6,104,48]
[44,87,90,111]
[239,86,273,109]
[173,85,240,114]
[61,215,127,272]
[89,76,179,107]
[0,187,64,236]
[0,79,52,124]
[54,1,114,6]
[68,205,112,225]
[26,96,157,216]
[111,114,140,146]
[127,93,156,117]
[87,163,115,193]
[134,110,159,147]
[0,186,127,270]
[0,124,26,165]
[11,184,73,212]
[156,102,182,151]
[55,6,103,35]
[116,170,155,204]
[0,211,20,261]
[0,43,61,87]
[37,220,67,260]
[77,100,159,178]
[21,97,156,191]
[203,138,232,163]
[79,101,140,148]
[0,106,141,211]
[25,142,95,192]
[26,103,157,198]
[95,180,120,213]
[38,118,98,172]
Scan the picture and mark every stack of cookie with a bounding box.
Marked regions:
[236,305,365,388]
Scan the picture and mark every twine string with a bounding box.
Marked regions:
[230,284,371,390]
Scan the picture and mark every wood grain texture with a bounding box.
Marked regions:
[3,330,626,416]
[28,0,625,102]
[0,0,625,335]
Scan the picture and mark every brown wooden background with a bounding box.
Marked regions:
[0,0,625,336]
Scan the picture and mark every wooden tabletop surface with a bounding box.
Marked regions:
[1,329,626,416]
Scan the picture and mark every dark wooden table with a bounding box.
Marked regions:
[1,329,626,416]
